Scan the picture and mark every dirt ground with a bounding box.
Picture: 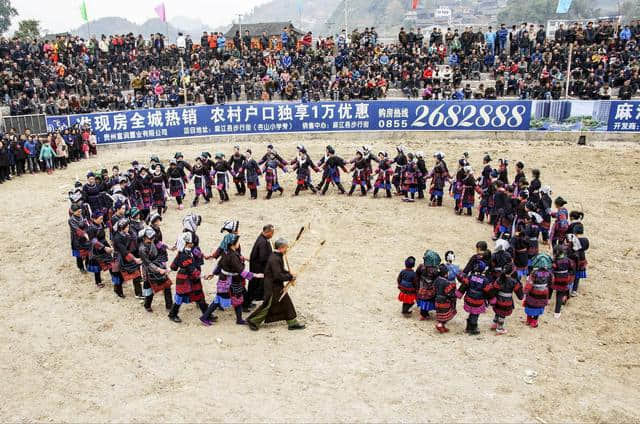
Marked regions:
[1,136,639,423]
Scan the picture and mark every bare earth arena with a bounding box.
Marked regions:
[1,134,639,423]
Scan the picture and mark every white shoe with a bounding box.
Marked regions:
[554,312,561,319]
[570,291,578,297]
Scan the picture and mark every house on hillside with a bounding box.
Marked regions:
[224,21,306,50]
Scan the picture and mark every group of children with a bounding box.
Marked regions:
[396,153,590,335]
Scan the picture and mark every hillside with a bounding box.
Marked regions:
[325,0,408,38]
[240,0,341,34]
[72,16,227,42]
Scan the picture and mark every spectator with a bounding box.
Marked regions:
[485,26,496,55]
[0,19,636,117]
[55,134,68,169]
[39,138,57,174]
[24,135,38,174]
[497,24,509,54]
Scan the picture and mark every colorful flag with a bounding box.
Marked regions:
[412,0,419,9]
[154,3,166,22]
[80,0,88,22]
[556,0,572,13]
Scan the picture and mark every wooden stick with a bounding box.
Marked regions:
[288,223,309,252]
[284,252,292,273]
[279,240,325,301]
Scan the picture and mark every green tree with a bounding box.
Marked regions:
[14,19,40,40]
[0,0,17,34]
[497,0,600,25]
[620,0,640,22]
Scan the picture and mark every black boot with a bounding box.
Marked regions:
[164,288,173,310]
[168,304,182,323]
[235,306,246,325]
[114,284,125,298]
[133,278,143,299]
[200,301,218,323]
[144,294,154,312]
[464,318,470,333]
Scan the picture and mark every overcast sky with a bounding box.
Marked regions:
[11,0,272,33]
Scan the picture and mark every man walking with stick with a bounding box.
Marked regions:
[244,224,274,312]
[247,238,305,331]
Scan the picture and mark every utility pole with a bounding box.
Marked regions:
[180,57,189,104]
[237,14,243,51]
[565,42,573,99]
[344,0,349,36]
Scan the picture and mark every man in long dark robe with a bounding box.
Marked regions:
[247,238,305,331]
[243,224,274,311]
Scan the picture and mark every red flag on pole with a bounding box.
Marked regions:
[412,0,419,9]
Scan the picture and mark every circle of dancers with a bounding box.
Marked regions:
[66,143,589,334]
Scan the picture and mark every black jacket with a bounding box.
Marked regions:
[250,234,272,273]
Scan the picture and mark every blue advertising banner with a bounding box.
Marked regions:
[46,100,532,144]
[607,101,640,132]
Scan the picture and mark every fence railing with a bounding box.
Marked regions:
[2,113,48,135]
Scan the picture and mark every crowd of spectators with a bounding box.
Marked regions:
[0,19,639,116]
[0,125,97,183]
[396,20,640,100]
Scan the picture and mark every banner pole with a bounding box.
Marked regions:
[180,57,188,105]
[565,42,573,99]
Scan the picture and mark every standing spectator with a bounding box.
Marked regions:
[242,30,252,51]
[0,140,9,183]
[497,24,509,54]
[176,32,186,50]
[200,31,209,50]
[217,33,226,54]
[24,135,38,174]
[12,137,26,176]
[485,26,496,55]
[39,138,57,174]
[620,25,632,44]
[55,133,68,169]
[536,24,546,45]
